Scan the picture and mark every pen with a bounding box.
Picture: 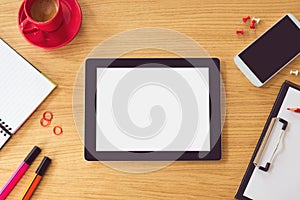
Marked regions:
[20,156,51,200]
[0,146,41,199]
[287,108,300,113]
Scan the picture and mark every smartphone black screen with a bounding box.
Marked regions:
[239,15,300,82]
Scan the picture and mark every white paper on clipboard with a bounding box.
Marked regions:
[244,87,300,200]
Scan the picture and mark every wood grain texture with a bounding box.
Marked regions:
[0,0,299,199]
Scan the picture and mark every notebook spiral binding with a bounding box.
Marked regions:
[0,118,12,134]
[0,118,12,149]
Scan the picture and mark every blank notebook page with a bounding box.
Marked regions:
[0,39,56,134]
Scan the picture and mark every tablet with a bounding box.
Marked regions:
[85,58,221,161]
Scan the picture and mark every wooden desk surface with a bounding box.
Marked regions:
[0,0,299,199]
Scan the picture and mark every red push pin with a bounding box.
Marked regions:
[236,29,245,35]
[250,20,256,29]
[242,16,251,23]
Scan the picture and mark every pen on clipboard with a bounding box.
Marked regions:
[253,117,288,172]
[0,146,41,199]
[20,156,51,200]
[287,108,300,113]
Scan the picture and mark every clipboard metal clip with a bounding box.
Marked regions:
[253,117,288,172]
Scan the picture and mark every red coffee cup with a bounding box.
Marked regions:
[20,0,64,34]
[18,0,82,49]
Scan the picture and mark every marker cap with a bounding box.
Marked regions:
[36,156,51,176]
[24,146,41,165]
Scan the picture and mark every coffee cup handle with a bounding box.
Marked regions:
[20,18,39,34]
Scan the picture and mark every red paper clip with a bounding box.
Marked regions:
[236,29,245,35]
[242,16,251,23]
[53,126,63,136]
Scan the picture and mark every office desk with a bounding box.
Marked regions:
[0,0,299,199]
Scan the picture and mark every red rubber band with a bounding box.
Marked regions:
[40,118,51,127]
[43,111,53,121]
[53,126,63,136]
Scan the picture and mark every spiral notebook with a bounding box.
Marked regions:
[0,39,56,149]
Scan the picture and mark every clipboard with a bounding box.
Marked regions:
[235,81,300,200]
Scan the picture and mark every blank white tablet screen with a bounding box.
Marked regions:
[96,67,210,151]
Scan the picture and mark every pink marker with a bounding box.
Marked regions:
[0,146,41,199]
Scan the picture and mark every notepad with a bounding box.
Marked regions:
[235,81,300,200]
[0,39,56,149]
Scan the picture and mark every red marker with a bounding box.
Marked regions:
[287,108,300,113]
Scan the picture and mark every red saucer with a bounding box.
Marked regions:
[18,0,82,49]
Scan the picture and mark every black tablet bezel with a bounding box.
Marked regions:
[84,58,221,161]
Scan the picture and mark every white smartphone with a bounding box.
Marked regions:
[234,14,300,87]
